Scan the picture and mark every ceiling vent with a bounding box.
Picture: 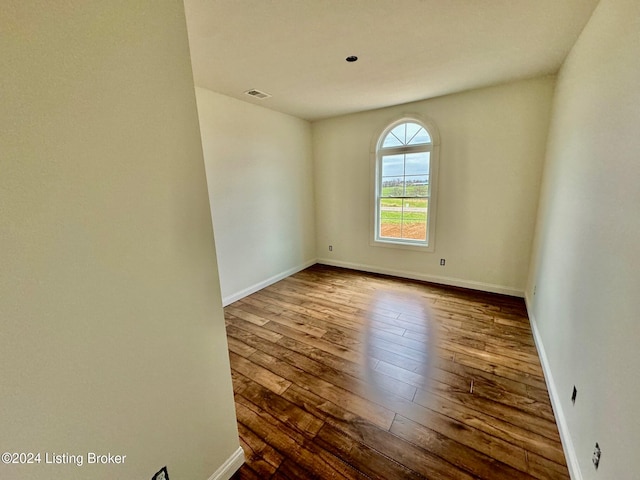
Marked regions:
[244,89,271,99]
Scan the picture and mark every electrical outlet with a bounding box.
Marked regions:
[329,245,333,252]
[440,259,446,266]
[152,466,170,480]
[571,386,577,405]
[592,443,601,469]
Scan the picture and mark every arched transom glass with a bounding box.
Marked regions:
[382,122,431,148]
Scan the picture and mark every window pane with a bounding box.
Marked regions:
[405,123,421,143]
[382,122,431,149]
[407,126,431,145]
[405,152,430,175]
[380,198,428,241]
[381,154,404,176]
[390,124,407,144]
[382,129,403,148]
[402,200,428,240]
[382,153,430,197]
[379,199,402,238]
[404,175,429,196]
[381,176,403,196]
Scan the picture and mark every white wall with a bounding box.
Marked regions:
[195,88,316,305]
[526,0,640,478]
[313,77,555,296]
[1,2,240,479]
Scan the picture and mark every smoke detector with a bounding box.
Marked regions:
[244,89,271,99]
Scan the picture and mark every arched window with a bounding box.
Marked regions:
[373,117,439,249]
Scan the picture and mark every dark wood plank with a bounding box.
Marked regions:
[327,415,481,480]
[390,414,535,480]
[229,351,292,395]
[235,372,324,438]
[246,348,396,430]
[237,425,283,477]
[315,422,429,480]
[235,398,366,480]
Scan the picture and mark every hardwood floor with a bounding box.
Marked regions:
[227,264,568,479]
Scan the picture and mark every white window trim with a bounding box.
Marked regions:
[369,114,440,252]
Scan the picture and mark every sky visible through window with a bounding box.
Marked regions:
[382,122,431,148]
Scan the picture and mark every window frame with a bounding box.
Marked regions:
[370,115,440,252]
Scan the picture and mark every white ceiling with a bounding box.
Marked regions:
[184,0,599,121]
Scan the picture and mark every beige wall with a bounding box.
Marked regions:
[526,0,640,478]
[1,2,239,479]
[312,77,555,296]
[195,88,316,305]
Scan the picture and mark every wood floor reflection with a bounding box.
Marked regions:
[227,264,568,480]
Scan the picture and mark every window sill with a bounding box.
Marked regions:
[370,238,435,253]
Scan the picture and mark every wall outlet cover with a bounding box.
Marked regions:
[152,466,170,480]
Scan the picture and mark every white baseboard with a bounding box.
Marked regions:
[207,446,245,480]
[222,259,317,306]
[317,258,524,297]
[524,294,581,480]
